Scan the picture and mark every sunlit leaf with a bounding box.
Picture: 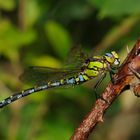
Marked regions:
[0,20,36,62]
[45,21,72,59]
[24,55,61,68]
[0,0,15,10]
[24,0,41,28]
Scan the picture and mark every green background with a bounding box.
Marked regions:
[0,0,140,140]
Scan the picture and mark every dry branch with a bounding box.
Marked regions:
[70,39,140,140]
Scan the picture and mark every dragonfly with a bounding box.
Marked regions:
[0,51,120,108]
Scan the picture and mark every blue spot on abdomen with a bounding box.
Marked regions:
[79,75,84,82]
[66,78,75,84]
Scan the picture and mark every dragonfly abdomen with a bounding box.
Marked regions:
[65,74,89,85]
[0,74,89,108]
[51,73,89,86]
[0,85,48,108]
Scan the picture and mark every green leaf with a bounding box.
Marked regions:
[25,55,61,68]
[88,0,140,18]
[0,19,36,62]
[0,0,15,10]
[45,21,72,59]
[24,0,41,28]
[88,0,104,8]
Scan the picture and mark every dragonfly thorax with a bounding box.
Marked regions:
[82,51,120,78]
[83,57,107,78]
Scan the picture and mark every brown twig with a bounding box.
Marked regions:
[70,39,140,140]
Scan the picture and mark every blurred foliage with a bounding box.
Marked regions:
[89,0,140,17]
[0,0,15,11]
[0,0,140,140]
[45,20,72,59]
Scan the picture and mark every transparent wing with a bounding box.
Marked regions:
[20,66,81,86]
[65,45,88,68]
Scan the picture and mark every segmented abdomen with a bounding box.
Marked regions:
[53,73,89,86]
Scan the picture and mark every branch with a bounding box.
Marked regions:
[70,39,140,140]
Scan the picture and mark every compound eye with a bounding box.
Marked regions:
[104,53,114,63]
[114,59,119,65]
[111,51,119,58]
[105,53,112,57]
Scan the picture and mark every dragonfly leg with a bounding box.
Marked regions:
[109,70,116,84]
[93,73,106,101]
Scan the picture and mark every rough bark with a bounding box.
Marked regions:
[70,39,140,140]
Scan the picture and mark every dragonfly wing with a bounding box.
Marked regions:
[65,45,88,68]
[20,66,81,86]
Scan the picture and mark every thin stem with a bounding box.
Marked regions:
[70,39,140,140]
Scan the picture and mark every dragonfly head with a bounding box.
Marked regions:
[104,51,120,69]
